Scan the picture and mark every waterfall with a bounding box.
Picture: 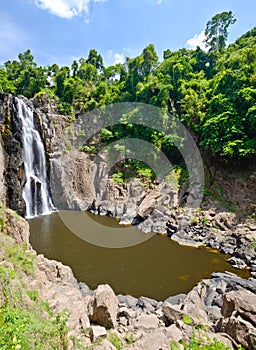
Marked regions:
[16,98,54,218]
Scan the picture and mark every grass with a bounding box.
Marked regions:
[5,244,35,274]
[0,223,70,350]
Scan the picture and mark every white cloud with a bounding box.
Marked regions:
[34,0,105,19]
[156,0,163,4]
[113,52,125,65]
[105,50,125,66]
[186,31,207,51]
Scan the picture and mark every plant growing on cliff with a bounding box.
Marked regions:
[5,244,35,274]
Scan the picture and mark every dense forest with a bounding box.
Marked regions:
[0,11,256,164]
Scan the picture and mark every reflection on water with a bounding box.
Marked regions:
[29,211,249,301]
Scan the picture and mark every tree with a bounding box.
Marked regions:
[204,11,236,52]
[86,49,104,71]
[141,44,159,77]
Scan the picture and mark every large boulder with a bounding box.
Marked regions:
[88,284,119,328]
[221,290,256,349]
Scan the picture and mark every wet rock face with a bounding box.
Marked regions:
[0,94,25,215]
[0,136,6,205]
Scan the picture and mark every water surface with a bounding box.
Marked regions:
[29,211,249,300]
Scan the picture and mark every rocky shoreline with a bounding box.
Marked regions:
[1,208,256,349]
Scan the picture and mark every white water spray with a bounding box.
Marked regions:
[16,98,54,218]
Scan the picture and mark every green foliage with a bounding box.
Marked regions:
[204,11,236,52]
[5,244,35,274]
[170,341,182,350]
[184,332,232,349]
[26,290,39,301]
[1,17,256,163]
[112,172,125,183]
[190,217,199,226]
[0,306,69,350]
[108,332,123,350]
[183,314,193,325]
[125,333,135,345]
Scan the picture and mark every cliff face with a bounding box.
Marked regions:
[0,94,25,214]
[0,93,255,224]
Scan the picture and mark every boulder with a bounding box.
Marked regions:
[162,302,185,324]
[221,290,256,325]
[221,290,256,349]
[89,325,107,342]
[132,314,159,330]
[165,324,183,342]
[133,329,170,350]
[88,284,119,328]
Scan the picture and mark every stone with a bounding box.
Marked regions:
[183,290,209,326]
[133,329,170,350]
[3,209,30,244]
[117,295,138,309]
[162,302,185,324]
[221,290,256,349]
[36,255,78,286]
[137,296,158,311]
[0,136,6,205]
[223,315,256,350]
[88,284,119,328]
[118,307,138,322]
[42,284,90,331]
[164,294,186,306]
[93,339,117,350]
[133,314,159,330]
[89,325,107,342]
[227,257,247,269]
[222,290,256,325]
[165,324,183,342]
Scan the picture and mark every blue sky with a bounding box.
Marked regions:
[0,0,255,67]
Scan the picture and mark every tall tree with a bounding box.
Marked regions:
[204,11,236,52]
[86,49,104,71]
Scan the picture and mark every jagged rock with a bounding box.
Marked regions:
[0,94,25,215]
[136,296,159,311]
[117,294,138,309]
[3,208,30,244]
[36,255,78,286]
[164,294,186,306]
[118,307,138,322]
[0,136,6,205]
[222,290,256,325]
[221,290,256,349]
[132,314,159,330]
[182,290,209,326]
[42,284,90,331]
[162,302,185,324]
[88,284,119,328]
[89,325,107,342]
[227,257,247,269]
[92,339,117,350]
[132,329,170,350]
[165,324,183,341]
[222,315,255,350]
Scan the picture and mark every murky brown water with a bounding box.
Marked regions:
[29,211,249,301]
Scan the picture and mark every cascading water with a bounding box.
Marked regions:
[16,98,54,218]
